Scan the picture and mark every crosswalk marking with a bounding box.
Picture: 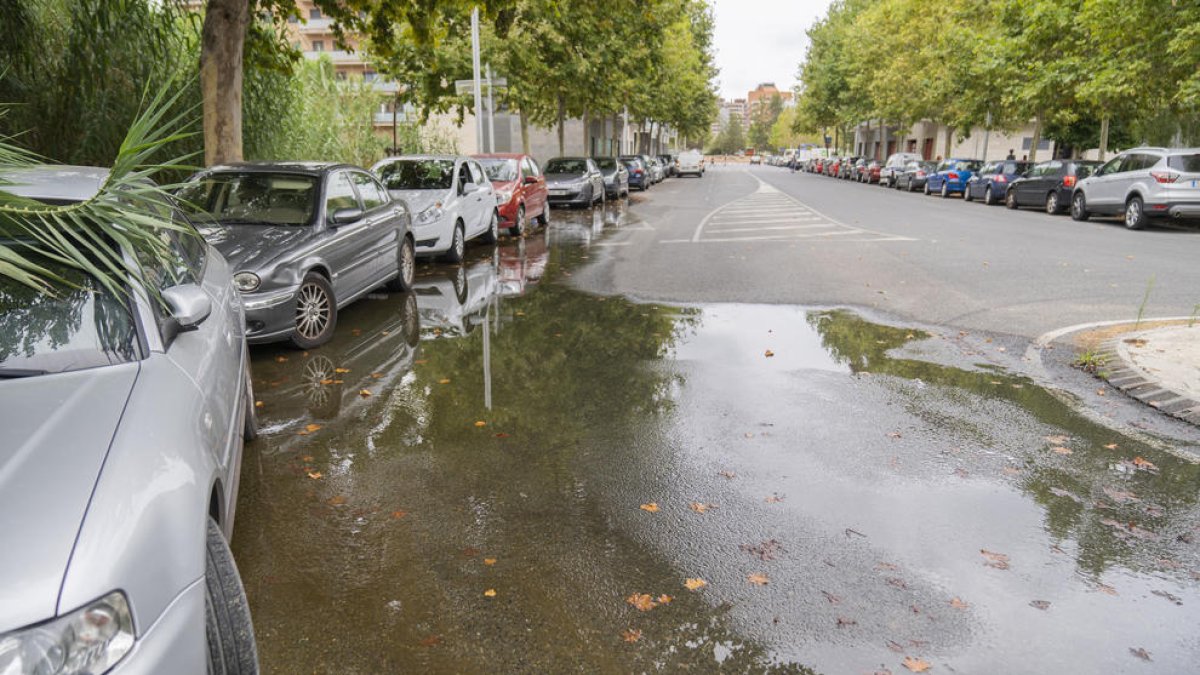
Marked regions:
[683,175,913,244]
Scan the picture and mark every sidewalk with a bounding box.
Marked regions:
[1097,324,1200,425]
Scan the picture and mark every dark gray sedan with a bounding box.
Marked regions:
[544,157,605,207]
[180,162,415,348]
[0,166,258,674]
[593,156,630,199]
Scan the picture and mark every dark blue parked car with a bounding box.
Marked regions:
[619,156,650,191]
[965,160,1031,205]
[925,158,983,198]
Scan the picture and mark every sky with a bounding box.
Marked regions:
[710,0,834,100]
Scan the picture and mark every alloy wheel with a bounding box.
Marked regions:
[296,281,331,342]
[1045,193,1058,214]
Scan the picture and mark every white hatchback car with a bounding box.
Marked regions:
[373,155,499,261]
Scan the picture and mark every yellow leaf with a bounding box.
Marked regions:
[626,593,657,611]
[483,558,497,566]
[684,578,707,591]
[474,420,487,427]
[764,349,775,358]
[1132,456,1158,471]
[622,628,642,643]
[335,367,350,373]
[689,502,711,514]
[483,589,497,598]
[639,503,659,513]
[371,372,383,378]
[275,356,288,363]
[254,400,264,408]
[747,573,769,586]
[320,379,334,385]
[657,594,672,604]
[1103,443,1118,450]
[306,423,322,433]
[302,455,314,462]
[331,379,344,384]
[902,656,932,672]
[359,389,372,398]
[307,471,322,480]
[327,495,346,506]
[438,378,451,384]
[949,597,968,609]
[1051,446,1073,455]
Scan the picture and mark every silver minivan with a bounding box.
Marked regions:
[1071,147,1200,229]
[0,167,258,674]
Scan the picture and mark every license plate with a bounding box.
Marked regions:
[549,189,567,196]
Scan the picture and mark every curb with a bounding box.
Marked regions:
[1096,337,1200,427]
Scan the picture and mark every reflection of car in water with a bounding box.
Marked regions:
[497,230,549,297]
[547,205,607,247]
[254,291,421,426]
[412,257,499,338]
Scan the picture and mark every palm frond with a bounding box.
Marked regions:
[0,76,200,301]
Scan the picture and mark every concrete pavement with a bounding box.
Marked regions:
[1100,324,1200,425]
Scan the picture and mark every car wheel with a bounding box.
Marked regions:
[402,292,420,347]
[449,264,468,305]
[291,273,337,349]
[538,204,551,226]
[510,205,526,236]
[940,182,949,198]
[205,517,258,675]
[1005,189,1018,209]
[242,355,257,442]
[1125,196,1147,230]
[385,235,416,292]
[1071,192,1090,221]
[442,221,466,263]
[964,186,975,202]
[1045,192,1060,214]
[481,210,500,244]
[924,181,931,196]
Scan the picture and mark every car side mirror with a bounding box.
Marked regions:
[462,181,478,194]
[161,283,211,345]
[524,175,538,184]
[331,207,363,224]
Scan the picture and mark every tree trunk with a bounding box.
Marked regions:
[1099,115,1110,161]
[943,125,954,159]
[520,109,530,155]
[863,119,871,157]
[581,110,589,156]
[556,95,565,156]
[1028,115,1042,162]
[200,0,250,166]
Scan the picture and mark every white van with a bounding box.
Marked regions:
[677,150,705,177]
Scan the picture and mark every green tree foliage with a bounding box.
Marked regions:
[748,94,784,152]
[708,113,746,155]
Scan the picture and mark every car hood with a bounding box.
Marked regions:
[199,223,323,273]
[0,364,138,631]
[545,173,586,186]
[387,189,445,214]
[491,179,519,193]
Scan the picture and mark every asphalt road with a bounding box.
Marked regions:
[235,175,1200,675]
[591,165,1200,338]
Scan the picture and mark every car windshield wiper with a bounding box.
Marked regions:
[0,367,49,379]
[220,218,294,227]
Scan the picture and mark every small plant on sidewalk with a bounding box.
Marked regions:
[1073,350,1107,374]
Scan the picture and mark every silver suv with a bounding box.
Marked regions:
[1071,147,1200,229]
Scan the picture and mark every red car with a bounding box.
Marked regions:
[473,153,549,235]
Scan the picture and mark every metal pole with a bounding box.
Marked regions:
[486,63,496,153]
[981,110,992,161]
[471,8,483,153]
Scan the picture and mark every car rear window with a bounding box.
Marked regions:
[178,172,318,226]
[376,159,455,191]
[479,158,520,182]
[0,257,140,375]
[1168,154,1200,172]
[593,157,617,170]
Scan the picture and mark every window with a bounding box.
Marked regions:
[309,8,321,19]
[468,162,487,185]
[1168,154,1200,172]
[364,71,377,82]
[177,172,319,227]
[376,159,454,190]
[1021,137,1051,151]
[351,172,388,210]
[312,40,324,52]
[479,158,520,182]
[288,15,299,24]
[456,163,472,193]
[523,157,540,177]
[325,172,360,216]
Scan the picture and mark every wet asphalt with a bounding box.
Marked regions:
[234,171,1200,674]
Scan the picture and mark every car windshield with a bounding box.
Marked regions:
[376,159,455,190]
[177,172,318,226]
[1073,162,1101,178]
[1168,154,1200,172]
[0,255,139,376]
[950,160,981,171]
[546,159,588,174]
[593,158,617,171]
[479,158,520,182]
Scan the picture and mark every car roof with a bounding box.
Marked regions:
[0,165,111,202]
[207,161,352,175]
[473,153,526,160]
[378,154,462,162]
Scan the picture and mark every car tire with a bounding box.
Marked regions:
[442,221,466,263]
[510,205,526,236]
[924,181,931,196]
[385,235,416,292]
[481,210,500,244]
[1071,192,1090,221]
[1045,192,1061,215]
[1005,189,1018,209]
[538,204,551,226]
[290,273,337,350]
[964,186,975,202]
[241,356,257,442]
[449,264,468,305]
[402,292,420,348]
[1125,196,1147,230]
[940,182,949,198]
[205,517,258,675]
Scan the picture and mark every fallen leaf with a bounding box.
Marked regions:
[483,589,497,598]
[1051,446,1073,455]
[1132,456,1158,471]
[980,549,1010,570]
[1129,647,1151,661]
[622,628,642,643]
[438,378,451,384]
[764,349,775,358]
[747,573,770,586]
[1029,600,1051,610]
[718,470,737,479]
[887,640,905,653]
[331,379,343,385]
[371,372,383,378]
[483,558,497,566]
[950,597,969,609]
[764,493,785,503]
[657,594,672,604]
[391,510,407,519]
[254,400,264,408]
[684,578,707,591]
[307,471,323,480]
[885,577,908,590]
[320,379,334,385]
[689,502,714,514]
[741,540,783,561]
[626,593,657,611]
[639,503,659,513]
[326,495,346,506]
[1045,434,1070,445]
[887,431,902,439]
[419,635,442,647]
[359,389,371,398]
[902,656,931,672]
[275,356,288,363]
[302,455,314,462]
[334,367,350,374]
[474,420,487,427]
[1104,443,1118,450]
[297,423,323,436]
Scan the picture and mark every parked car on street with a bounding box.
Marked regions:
[1,166,259,674]
[839,156,861,179]
[964,160,1031,205]
[373,154,499,261]
[864,159,885,184]
[1006,159,1101,214]
[658,154,677,177]
[645,156,666,183]
[620,156,651,191]
[183,162,416,348]
[544,157,606,207]
[749,155,763,165]
[1071,148,1200,229]
[676,149,705,177]
[895,160,937,192]
[593,156,630,199]
[881,152,923,187]
[926,158,983,197]
[475,153,550,235]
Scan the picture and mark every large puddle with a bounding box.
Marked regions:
[235,202,1200,673]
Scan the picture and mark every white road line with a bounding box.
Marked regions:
[707,224,837,234]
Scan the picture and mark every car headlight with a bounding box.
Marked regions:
[233,272,260,293]
[0,591,134,675]
[415,204,444,225]
[495,189,513,204]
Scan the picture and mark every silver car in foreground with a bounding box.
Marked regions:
[0,167,258,674]
[1072,147,1200,229]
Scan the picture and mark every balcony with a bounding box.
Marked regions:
[302,49,363,66]
[297,17,334,32]
[374,111,408,126]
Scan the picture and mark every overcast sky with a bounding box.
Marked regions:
[710,0,834,100]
